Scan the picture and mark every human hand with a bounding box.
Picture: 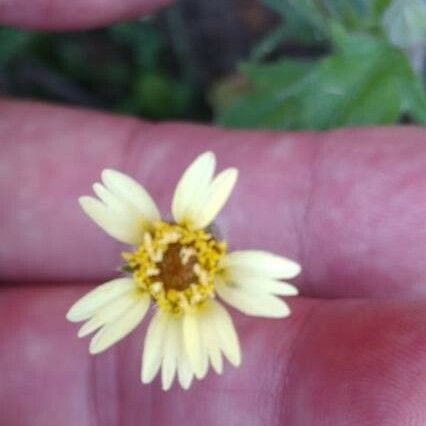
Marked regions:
[1,2,426,426]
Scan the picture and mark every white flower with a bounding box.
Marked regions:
[67,151,300,390]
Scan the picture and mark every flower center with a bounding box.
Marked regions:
[122,221,226,313]
[157,243,197,292]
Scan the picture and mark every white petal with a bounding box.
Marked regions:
[101,169,160,223]
[89,295,150,354]
[207,344,223,375]
[161,318,180,391]
[199,307,223,374]
[172,151,216,226]
[92,183,125,212]
[77,290,138,337]
[198,341,209,381]
[92,182,143,222]
[208,300,241,367]
[176,318,194,390]
[66,278,135,322]
[177,354,194,390]
[226,273,299,296]
[222,250,301,280]
[217,285,290,318]
[183,311,208,379]
[78,316,104,338]
[79,196,144,245]
[192,168,238,229]
[141,312,170,384]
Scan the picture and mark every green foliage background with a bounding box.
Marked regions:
[0,0,425,129]
[0,19,203,120]
[212,0,426,129]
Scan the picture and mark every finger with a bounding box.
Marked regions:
[1,285,426,425]
[0,0,172,30]
[1,100,426,299]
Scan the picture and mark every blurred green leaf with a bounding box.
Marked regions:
[109,21,165,70]
[216,33,426,129]
[263,0,327,28]
[242,60,314,89]
[382,0,426,49]
[371,0,393,20]
[256,0,394,56]
[0,27,33,66]
[132,72,192,119]
[260,0,329,38]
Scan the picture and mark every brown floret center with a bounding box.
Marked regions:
[157,243,197,292]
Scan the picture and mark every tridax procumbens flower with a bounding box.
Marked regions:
[67,151,301,390]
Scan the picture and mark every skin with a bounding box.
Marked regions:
[0,0,173,29]
[1,3,426,425]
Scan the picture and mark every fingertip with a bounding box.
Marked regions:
[0,0,174,30]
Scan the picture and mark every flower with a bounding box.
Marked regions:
[67,151,300,390]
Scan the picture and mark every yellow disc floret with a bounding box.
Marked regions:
[122,221,226,314]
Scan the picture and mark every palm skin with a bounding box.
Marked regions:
[1,2,426,425]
